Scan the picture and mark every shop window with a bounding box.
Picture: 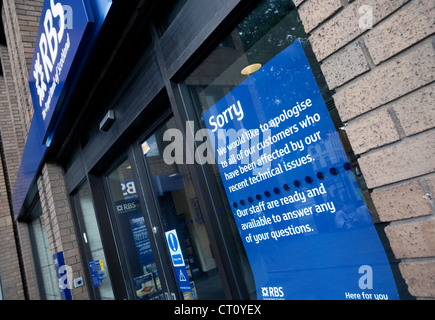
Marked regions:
[106,158,166,300]
[74,182,115,299]
[141,117,227,300]
[178,0,316,300]
[29,201,60,300]
[178,0,396,299]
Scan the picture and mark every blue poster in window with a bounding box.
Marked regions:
[130,212,154,266]
[202,40,399,300]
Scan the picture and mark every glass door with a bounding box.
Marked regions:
[72,181,115,300]
[105,157,169,300]
[139,116,227,300]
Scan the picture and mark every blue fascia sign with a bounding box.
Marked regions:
[12,0,113,219]
[202,40,399,300]
[28,0,93,143]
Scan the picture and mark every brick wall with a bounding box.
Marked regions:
[0,0,44,301]
[2,0,44,135]
[0,43,28,300]
[37,162,89,300]
[0,141,24,299]
[296,0,435,299]
[0,46,26,187]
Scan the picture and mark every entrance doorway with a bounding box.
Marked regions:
[100,116,226,300]
[139,117,226,300]
[105,157,168,300]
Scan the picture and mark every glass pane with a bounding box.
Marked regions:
[178,0,365,299]
[106,158,164,300]
[30,202,59,300]
[77,182,114,299]
[183,0,331,112]
[179,0,397,300]
[142,117,226,300]
[180,0,313,299]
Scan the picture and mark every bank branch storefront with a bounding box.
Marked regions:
[12,0,408,300]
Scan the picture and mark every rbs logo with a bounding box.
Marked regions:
[121,181,137,197]
[39,0,65,83]
[30,0,90,129]
[261,287,284,299]
[33,0,65,107]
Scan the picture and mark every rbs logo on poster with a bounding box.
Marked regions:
[261,287,284,299]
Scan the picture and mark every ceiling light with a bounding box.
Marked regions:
[241,63,262,75]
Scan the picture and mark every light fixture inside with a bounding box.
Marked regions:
[241,63,262,75]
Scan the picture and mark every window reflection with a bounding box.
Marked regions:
[107,159,164,300]
[77,182,114,299]
[179,0,335,299]
[143,117,226,300]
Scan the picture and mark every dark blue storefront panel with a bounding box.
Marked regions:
[202,40,399,300]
